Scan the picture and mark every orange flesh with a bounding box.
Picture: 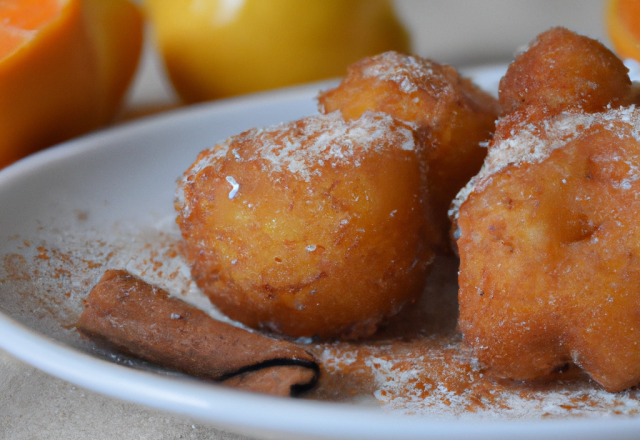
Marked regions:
[618,0,640,41]
[0,0,61,61]
[607,0,640,61]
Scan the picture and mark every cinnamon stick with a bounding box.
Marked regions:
[77,270,318,396]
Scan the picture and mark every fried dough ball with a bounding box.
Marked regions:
[490,28,640,163]
[176,111,435,340]
[455,108,640,392]
[318,51,500,242]
[453,28,640,392]
[499,27,633,119]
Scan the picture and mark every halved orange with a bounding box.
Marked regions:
[0,0,143,169]
[606,0,640,61]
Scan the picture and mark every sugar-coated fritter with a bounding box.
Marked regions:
[455,108,640,392]
[176,111,435,340]
[453,28,640,392]
[499,27,633,117]
[318,51,500,243]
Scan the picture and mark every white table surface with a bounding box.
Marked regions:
[0,1,612,439]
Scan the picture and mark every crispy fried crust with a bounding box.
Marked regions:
[318,51,500,242]
[455,28,640,393]
[499,27,632,117]
[458,110,640,392]
[176,112,435,340]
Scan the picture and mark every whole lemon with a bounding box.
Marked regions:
[144,0,410,103]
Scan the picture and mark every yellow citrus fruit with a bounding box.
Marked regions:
[144,0,410,103]
[606,0,640,61]
[0,0,143,169]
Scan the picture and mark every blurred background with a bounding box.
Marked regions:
[124,0,608,115]
[399,0,606,64]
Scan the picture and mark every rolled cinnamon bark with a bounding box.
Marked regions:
[77,270,319,396]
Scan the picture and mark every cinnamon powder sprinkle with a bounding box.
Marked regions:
[0,219,638,419]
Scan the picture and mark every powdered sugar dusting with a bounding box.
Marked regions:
[225,176,240,199]
[175,142,231,217]
[317,336,640,420]
[360,52,438,95]
[176,111,417,214]
[450,106,640,220]
[366,349,640,419]
[249,111,415,181]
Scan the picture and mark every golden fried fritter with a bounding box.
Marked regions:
[176,111,435,340]
[453,28,640,392]
[499,27,633,118]
[318,51,500,243]
[455,108,640,392]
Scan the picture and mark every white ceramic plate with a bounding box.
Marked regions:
[0,65,639,440]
